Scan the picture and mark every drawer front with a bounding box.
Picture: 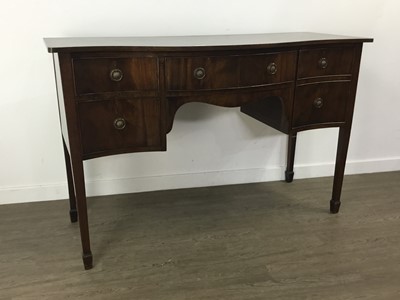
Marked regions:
[297,46,355,79]
[166,51,296,91]
[78,98,163,155]
[73,57,158,95]
[292,81,350,128]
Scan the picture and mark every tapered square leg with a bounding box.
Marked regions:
[62,139,78,223]
[330,126,352,214]
[65,143,93,270]
[57,53,93,270]
[72,161,93,269]
[285,132,297,183]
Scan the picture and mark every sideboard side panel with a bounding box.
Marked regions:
[53,53,70,150]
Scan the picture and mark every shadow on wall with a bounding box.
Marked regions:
[173,102,282,140]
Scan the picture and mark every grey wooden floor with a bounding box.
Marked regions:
[1,172,400,300]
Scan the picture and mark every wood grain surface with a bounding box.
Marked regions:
[1,172,399,299]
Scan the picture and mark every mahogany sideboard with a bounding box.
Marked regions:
[45,33,372,269]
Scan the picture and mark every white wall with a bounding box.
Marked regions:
[1,0,399,204]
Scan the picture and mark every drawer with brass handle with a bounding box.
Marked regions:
[78,98,164,157]
[73,56,158,96]
[165,51,297,91]
[297,46,356,79]
[292,81,350,129]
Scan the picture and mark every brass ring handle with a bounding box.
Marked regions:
[313,97,324,109]
[193,67,206,79]
[113,117,126,130]
[110,68,123,82]
[267,62,278,75]
[318,58,328,69]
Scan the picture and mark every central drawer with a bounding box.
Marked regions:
[165,52,297,91]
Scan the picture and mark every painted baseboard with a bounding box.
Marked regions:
[1,157,400,205]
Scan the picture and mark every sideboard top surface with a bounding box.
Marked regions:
[44,32,373,53]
